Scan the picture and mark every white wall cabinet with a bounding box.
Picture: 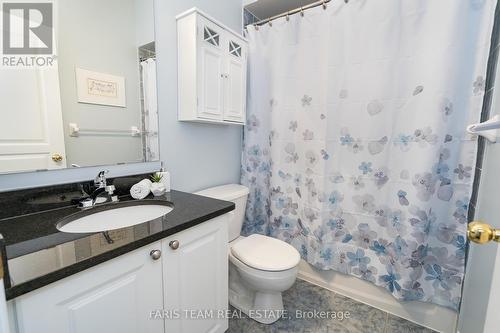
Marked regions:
[10,215,229,333]
[177,8,247,125]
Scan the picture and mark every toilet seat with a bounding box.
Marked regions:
[230,234,300,272]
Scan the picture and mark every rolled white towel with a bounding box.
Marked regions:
[130,179,152,199]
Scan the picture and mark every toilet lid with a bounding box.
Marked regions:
[230,234,301,271]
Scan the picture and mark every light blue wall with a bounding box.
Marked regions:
[154,0,243,193]
[0,0,243,193]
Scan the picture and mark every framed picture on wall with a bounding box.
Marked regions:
[75,68,126,107]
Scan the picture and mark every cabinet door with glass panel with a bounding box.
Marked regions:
[223,36,247,123]
[177,8,247,125]
[197,15,225,121]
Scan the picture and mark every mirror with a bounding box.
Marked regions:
[0,0,158,174]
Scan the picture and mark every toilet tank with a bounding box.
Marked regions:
[195,184,249,241]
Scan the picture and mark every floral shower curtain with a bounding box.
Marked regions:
[241,0,496,310]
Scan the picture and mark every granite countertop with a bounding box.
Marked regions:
[0,188,234,300]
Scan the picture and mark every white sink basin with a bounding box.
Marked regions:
[57,203,173,233]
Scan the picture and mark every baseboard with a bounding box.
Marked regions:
[297,260,457,333]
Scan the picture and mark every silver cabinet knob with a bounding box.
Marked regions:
[150,249,162,260]
[169,240,180,250]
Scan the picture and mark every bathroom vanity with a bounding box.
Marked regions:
[0,176,234,333]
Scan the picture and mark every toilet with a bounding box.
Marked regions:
[196,184,300,324]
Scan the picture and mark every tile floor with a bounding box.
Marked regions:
[228,279,436,333]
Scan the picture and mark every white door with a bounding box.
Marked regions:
[0,65,66,173]
[162,216,228,333]
[197,18,224,121]
[13,242,164,333]
[459,114,500,331]
[223,38,247,123]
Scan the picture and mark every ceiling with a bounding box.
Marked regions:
[244,0,319,20]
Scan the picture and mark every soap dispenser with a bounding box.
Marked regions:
[157,162,171,193]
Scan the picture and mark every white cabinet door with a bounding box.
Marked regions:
[0,65,67,173]
[197,17,224,121]
[163,216,228,333]
[223,38,247,123]
[14,242,164,333]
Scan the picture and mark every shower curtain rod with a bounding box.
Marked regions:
[251,0,343,27]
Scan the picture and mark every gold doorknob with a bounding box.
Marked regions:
[467,221,500,244]
[52,153,63,162]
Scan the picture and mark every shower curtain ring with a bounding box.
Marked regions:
[269,20,272,27]
[323,1,327,9]
[286,12,290,21]
[254,24,259,31]
[300,7,304,17]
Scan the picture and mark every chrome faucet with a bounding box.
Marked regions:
[78,170,116,208]
[94,170,109,188]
